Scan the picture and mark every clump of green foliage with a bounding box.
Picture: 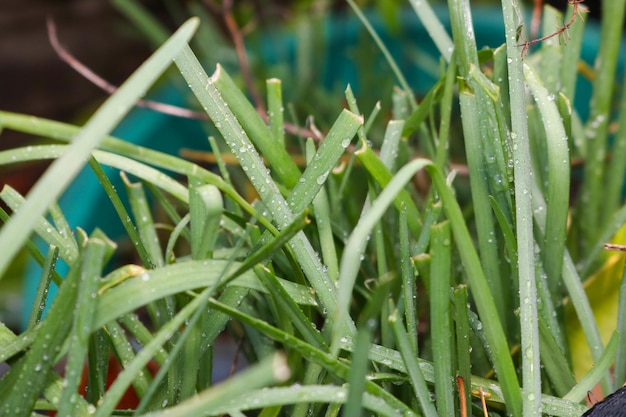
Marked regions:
[0,0,625,416]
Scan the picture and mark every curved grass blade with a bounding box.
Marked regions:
[332,159,430,353]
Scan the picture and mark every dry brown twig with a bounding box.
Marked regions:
[518,0,587,58]
[46,18,322,141]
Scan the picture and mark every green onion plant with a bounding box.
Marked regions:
[0,0,624,416]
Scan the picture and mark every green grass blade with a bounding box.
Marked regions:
[399,210,418,353]
[563,331,619,403]
[266,78,285,146]
[355,142,422,237]
[189,183,223,260]
[500,0,540,414]
[58,232,113,416]
[453,285,472,417]
[208,385,405,417]
[343,323,374,417]
[429,221,454,416]
[457,87,506,326]
[94,260,316,329]
[332,159,430,352]
[0,185,79,265]
[425,162,522,416]
[389,303,438,417]
[26,245,58,330]
[524,62,570,297]
[123,172,165,267]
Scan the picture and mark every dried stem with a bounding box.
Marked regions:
[222,0,266,114]
[518,0,587,58]
[46,18,322,141]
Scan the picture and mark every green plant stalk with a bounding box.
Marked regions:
[523,62,570,298]
[530,180,608,390]
[312,178,339,283]
[145,181,191,243]
[457,87,507,326]
[537,6,563,93]
[123,172,165,267]
[436,54,457,167]
[58,233,112,416]
[91,284,216,417]
[206,385,404,417]
[364,101,382,135]
[429,221,454,416]
[40,377,91,416]
[448,0,509,328]
[425,162,522,416]
[26,245,58,330]
[332,159,430,354]
[118,313,168,366]
[563,331,619,403]
[203,64,301,189]
[266,78,285,146]
[135,287,250,413]
[453,285,472,417]
[399,210,418,353]
[189,183,223,260]
[102,320,151,398]
[389,304,438,417]
[581,0,626,240]
[48,201,74,248]
[0,185,79,265]
[355,142,422,237]
[255,265,326,350]
[0,18,198,280]
[379,120,404,172]
[401,80,442,138]
[343,323,374,417]
[537,315,576,396]
[85,158,155,272]
[501,0,540,415]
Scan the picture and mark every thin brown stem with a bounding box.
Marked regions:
[47,18,210,120]
[518,0,587,58]
[222,0,266,114]
[46,18,322,141]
